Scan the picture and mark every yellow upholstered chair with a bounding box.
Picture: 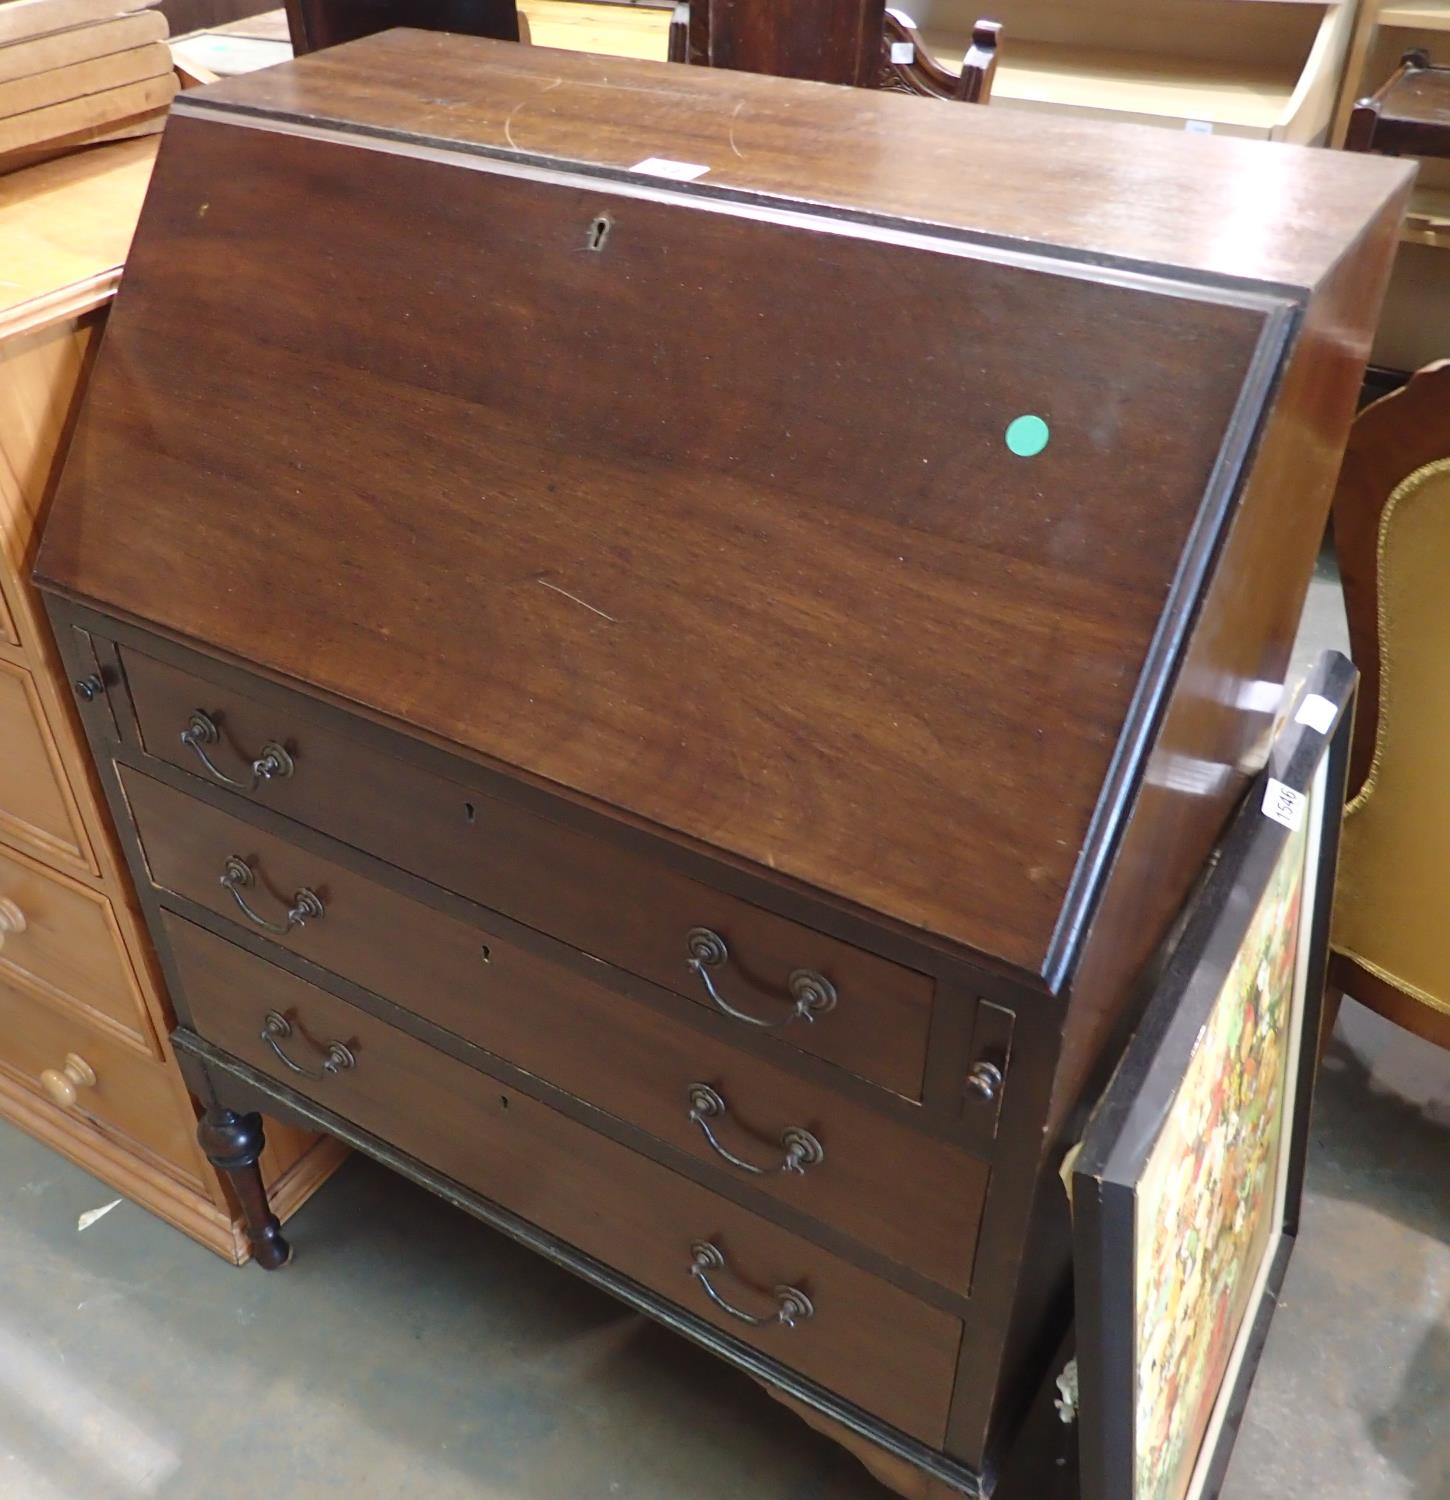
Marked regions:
[1330,360,1450,1050]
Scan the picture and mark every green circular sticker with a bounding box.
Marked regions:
[1005,414,1050,458]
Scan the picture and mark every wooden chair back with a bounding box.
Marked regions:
[283,0,519,55]
[668,0,1000,101]
[1330,361,1450,1050]
[1346,48,1450,159]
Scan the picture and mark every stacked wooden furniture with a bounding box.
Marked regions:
[906,0,1359,138]
[1334,0,1450,371]
[663,0,1001,100]
[35,35,1408,1495]
[511,0,1358,138]
[0,0,178,171]
[0,136,342,1261]
[1347,46,1450,153]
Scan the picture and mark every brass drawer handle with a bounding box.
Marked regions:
[688,1241,813,1329]
[181,710,294,792]
[221,856,324,935]
[685,928,836,1030]
[687,1084,824,1176]
[261,1011,355,1080]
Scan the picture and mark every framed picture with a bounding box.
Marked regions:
[1073,649,1356,1500]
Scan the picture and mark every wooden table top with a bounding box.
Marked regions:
[0,135,159,342]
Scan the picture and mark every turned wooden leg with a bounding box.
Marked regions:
[1318,983,1345,1065]
[198,1106,292,1269]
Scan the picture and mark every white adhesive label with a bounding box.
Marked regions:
[629,156,711,181]
[1295,693,1338,735]
[890,40,915,63]
[1263,778,1307,832]
[1184,119,1214,135]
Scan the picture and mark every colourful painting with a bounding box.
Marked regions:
[1131,815,1309,1500]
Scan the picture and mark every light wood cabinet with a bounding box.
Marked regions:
[911,0,1359,140]
[516,0,1359,141]
[0,138,344,1261]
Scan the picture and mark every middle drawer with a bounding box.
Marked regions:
[120,767,987,1296]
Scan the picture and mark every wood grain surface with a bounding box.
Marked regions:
[0,40,171,118]
[178,31,1412,285]
[0,69,174,152]
[0,11,167,84]
[0,136,155,336]
[41,98,1285,972]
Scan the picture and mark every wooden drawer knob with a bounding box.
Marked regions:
[40,1053,97,1109]
[0,896,26,949]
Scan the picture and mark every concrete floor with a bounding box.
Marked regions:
[1,562,1446,1500]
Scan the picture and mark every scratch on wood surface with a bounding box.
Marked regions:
[728,100,745,158]
[538,578,616,622]
[503,100,524,148]
[503,76,564,148]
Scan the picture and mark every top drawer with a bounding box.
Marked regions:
[120,646,936,1099]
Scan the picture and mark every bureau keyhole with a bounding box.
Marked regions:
[587,214,612,252]
[463,801,476,824]
[480,944,491,963]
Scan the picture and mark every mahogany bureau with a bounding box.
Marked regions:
[34,34,1410,1496]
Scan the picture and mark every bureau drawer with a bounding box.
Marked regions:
[122,767,986,1294]
[0,656,92,871]
[121,647,934,1099]
[0,966,198,1174]
[0,842,157,1051]
[164,912,962,1445]
[0,583,18,648]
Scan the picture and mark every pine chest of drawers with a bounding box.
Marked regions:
[34,33,1410,1497]
[0,139,342,1262]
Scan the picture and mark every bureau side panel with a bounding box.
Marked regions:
[942,182,1410,1466]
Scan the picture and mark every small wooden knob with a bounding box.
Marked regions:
[0,896,25,950]
[40,1053,96,1109]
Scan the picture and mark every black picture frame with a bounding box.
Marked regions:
[1073,649,1356,1500]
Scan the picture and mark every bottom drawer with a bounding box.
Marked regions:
[0,970,199,1174]
[164,913,962,1446]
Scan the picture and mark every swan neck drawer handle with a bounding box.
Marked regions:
[687,1084,823,1176]
[0,897,26,950]
[688,1241,813,1329]
[261,1011,355,1080]
[181,710,294,792]
[685,928,836,1030]
[221,856,324,935]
